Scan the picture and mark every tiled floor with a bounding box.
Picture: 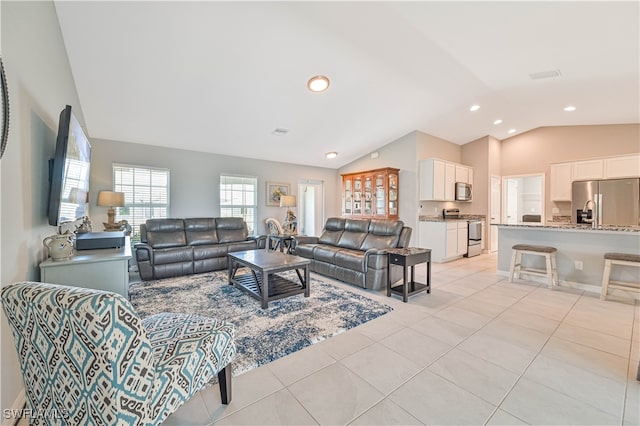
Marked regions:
[162,252,640,425]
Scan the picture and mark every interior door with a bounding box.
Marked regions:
[298,180,324,236]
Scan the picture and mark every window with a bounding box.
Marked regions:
[113,164,170,243]
[220,175,257,235]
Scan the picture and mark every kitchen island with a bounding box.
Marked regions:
[495,223,640,297]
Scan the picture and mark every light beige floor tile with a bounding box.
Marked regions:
[457,332,537,374]
[288,363,384,426]
[203,366,284,421]
[389,369,495,425]
[164,392,212,426]
[501,378,620,425]
[315,329,375,360]
[349,398,422,425]
[453,297,509,318]
[510,297,572,321]
[465,287,523,307]
[341,342,422,394]
[354,313,405,341]
[480,319,550,352]
[437,281,480,296]
[433,305,493,330]
[267,343,336,386]
[624,369,640,426]
[380,327,452,368]
[554,322,631,357]
[429,348,519,405]
[564,304,634,339]
[215,388,318,425]
[486,409,530,425]
[496,308,560,334]
[410,316,477,346]
[384,303,432,326]
[541,337,629,383]
[409,289,465,313]
[523,354,625,417]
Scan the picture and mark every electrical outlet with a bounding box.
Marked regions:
[574,260,583,270]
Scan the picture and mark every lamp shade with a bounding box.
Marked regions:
[97,191,125,207]
[279,195,296,208]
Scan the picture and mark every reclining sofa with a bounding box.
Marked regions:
[135,217,265,280]
[292,217,412,291]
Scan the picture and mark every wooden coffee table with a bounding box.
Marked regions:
[228,250,311,309]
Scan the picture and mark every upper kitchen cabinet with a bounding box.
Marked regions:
[419,158,473,201]
[342,167,399,219]
[604,154,640,178]
[572,159,604,181]
[550,162,573,201]
[549,154,640,201]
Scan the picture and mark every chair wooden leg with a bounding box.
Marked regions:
[601,259,612,300]
[509,250,518,282]
[218,364,232,404]
[545,254,553,289]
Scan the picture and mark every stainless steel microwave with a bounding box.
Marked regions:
[455,182,472,201]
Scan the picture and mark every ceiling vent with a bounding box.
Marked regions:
[272,128,289,136]
[529,69,562,80]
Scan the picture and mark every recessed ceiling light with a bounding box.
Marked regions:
[272,128,289,136]
[564,105,577,112]
[508,129,517,134]
[308,75,330,92]
[469,104,480,112]
[493,119,503,125]
[325,151,338,159]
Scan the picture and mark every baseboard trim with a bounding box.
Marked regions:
[497,270,640,301]
[2,388,26,426]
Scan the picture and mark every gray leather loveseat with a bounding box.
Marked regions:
[292,217,412,291]
[135,217,265,280]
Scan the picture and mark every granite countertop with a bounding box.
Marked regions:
[494,222,640,233]
[419,214,486,222]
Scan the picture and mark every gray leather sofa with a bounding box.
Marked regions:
[135,218,265,281]
[292,217,412,291]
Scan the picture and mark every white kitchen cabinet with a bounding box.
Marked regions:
[604,154,640,178]
[420,158,473,202]
[445,163,456,201]
[550,162,573,201]
[419,221,468,263]
[572,159,604,181]
[456,221,468,256]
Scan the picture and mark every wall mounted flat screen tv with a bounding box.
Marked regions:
[47,105,91,226]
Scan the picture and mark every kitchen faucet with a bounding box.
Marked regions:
[582,199,597,227]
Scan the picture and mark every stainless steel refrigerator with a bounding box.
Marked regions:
[571,178,640,226]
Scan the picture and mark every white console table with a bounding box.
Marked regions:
[39,238,132,298]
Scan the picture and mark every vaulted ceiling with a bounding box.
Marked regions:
[55,1,639,168]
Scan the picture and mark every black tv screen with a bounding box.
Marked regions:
[47,105,91,226]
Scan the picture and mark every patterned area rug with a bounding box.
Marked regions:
[129,270,392,376]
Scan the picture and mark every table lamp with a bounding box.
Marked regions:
[279,195,297,234]
[97,190,125,231]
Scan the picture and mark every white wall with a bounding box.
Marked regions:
[89,139,341,234]
[1,0,85,413]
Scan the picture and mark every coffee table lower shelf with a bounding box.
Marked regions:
[231,272,306,302]
[389,281,429,298]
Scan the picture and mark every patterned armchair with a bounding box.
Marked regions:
[1,282,236,425]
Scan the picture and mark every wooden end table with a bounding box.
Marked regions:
[387,247,431,302]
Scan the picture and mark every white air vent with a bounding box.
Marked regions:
[529,69,562,80]
[272,128,289,136]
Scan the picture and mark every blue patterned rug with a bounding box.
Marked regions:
[129,270,392,376]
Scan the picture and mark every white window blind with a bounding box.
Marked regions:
[113,164,170,243]
[220,175,257,235]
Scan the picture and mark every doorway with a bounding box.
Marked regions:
[297,180,324,236]
[502,174,544,224]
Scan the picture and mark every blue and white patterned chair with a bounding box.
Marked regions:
[1,281,236,425]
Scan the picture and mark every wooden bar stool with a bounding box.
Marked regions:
[601,252,640,300]
[509,244,558,289]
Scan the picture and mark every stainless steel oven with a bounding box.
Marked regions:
[465,220,482,257]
